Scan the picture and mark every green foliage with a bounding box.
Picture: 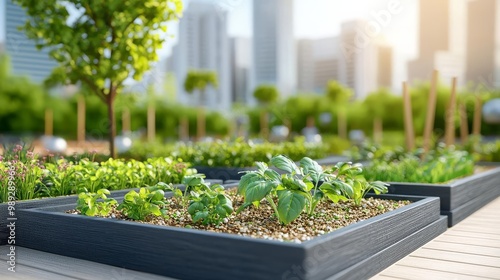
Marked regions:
[42,157,194,195]
[124,138,327,167]
[117,186,168,220]
[237,155,387,225]
[253,85,279,104]
[182,174,233,225]
[0,145,45,202]
[0,146,194,202]
[184,70,219,94]
[14,0,182,156]
[76,188,117,217]
[325,81,351,106]
[460,137,500,162]
[363,145,475,183]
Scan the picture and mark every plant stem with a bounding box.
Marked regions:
[310,179,320,214]
[265,196,280,222]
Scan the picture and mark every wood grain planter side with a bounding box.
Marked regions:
[16,194,446,280]
[0,179,223,245]
[386,166,500,226]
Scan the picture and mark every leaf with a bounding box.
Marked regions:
[148,204,161,216]
[299,157,323,182]
[245,180,275,203]
[188,201,204,215]
[270,155,300,174]
[277,190,306,224]
[182,174,204,186]
[193,211,209,223]
[124,190,138,202]
[238,172,261,195]
[264,169,281,183]
[320,182,348,203]
[369,181,389,194]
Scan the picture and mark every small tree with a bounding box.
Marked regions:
[253,85,280,139]
[253,84,279,105]
[364,88,393,143]
[184,70,218,140]
[325,81,352,138]
[14,0,183,157]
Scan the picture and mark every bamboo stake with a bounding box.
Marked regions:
[445,77,457,146]
[77,95,85,144]
[197,107,206,141]
[260,110,269,140]
[403,82,415,150]
[459,102,469,143]
[147,105,155,142]
[338,110,347,139]
[373,117,383,144]
[473,93,482,136]
[45,108,53,136]
[180,116,189,141]
[122,108,130,134]
[423,70,439,153]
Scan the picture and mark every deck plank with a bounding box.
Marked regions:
[396,256,500,278]
[372,197,500,279]
[410,248,500,267]
[0,246,175,280]
[375,265,488,280]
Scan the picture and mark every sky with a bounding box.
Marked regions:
[161,0,419,85]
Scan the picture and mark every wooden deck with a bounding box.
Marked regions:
[372,197,500,280]
[1,197,499,280]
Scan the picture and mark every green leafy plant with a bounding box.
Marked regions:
[181,174,233,225]
[117,186,168,221]
[237,155,388,225]
[76,189,117,217]
[364,145,475,183]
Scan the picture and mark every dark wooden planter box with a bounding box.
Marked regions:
[16,193,446,280]
[386,167,500,227]
[193,166,257,181]
[0,179,222,245]
[195,157,351,181]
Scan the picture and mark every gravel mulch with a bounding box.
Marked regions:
[69,189,410,243]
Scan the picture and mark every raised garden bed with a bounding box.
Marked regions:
[196,156,350,181]
[0,179,222,245]
[386,166,500,226]
[16,193,446,280]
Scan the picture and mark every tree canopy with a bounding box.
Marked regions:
[14,0,183,156]
[184,70,219,94]
[253,84,279,105]
[325,80,352,106]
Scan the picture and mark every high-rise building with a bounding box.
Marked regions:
[297,37,340,93]
[1,0,57,83]
[230,37,252,104]
[252,0,296,101]
[170,0,231,110]
[466,0,500,88]
[338,20,393,99]
[408,0,467,85]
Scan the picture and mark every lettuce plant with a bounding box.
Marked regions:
[117,186,168,221]
[180,175,233,225]
[237,155,388,225]
[76,189,117,217]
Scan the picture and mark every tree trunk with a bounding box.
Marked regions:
[107,94,116,158]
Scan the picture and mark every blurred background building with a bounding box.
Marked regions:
[408,0,467,86]
[169,0,231,110]
[466,0,500,88]
[0,0,57,83]
[252,0,296,102]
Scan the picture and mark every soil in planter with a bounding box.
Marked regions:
[68,190,410,243]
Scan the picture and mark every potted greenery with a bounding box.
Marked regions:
[363,145,500,226]
[16,156,446,279]
[0,145,201,244]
